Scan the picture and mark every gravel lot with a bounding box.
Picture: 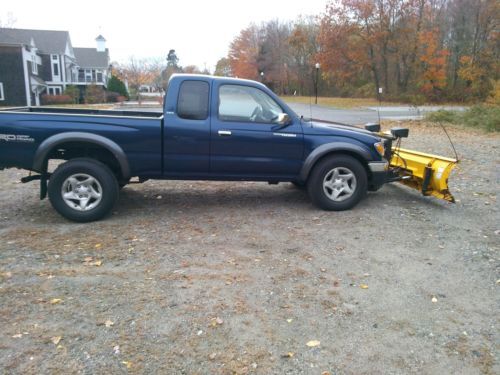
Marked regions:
[0,121,498,374]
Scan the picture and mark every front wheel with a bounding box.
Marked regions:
[307,155,367,211]
[48,158,119,222]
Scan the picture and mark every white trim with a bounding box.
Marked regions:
[21,47,32,106]
[31,55,38,74]
[0,82,4,101]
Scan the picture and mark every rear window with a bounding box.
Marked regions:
[177,81,209,120]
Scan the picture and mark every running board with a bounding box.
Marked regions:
[390,147,458,203]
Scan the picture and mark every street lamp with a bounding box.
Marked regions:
[314,63,320,105]
[260,71,264,82]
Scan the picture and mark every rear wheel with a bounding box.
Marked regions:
[48,158,119,222]
[307,155,367,211]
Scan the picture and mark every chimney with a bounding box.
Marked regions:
[95,35,106,52]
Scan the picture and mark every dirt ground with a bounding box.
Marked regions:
[0,121,498,374]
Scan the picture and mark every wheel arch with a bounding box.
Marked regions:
[299,143,372,182]
[33,132,131,180]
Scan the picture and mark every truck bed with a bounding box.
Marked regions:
[0,106,163,118]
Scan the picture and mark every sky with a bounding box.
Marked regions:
[1,0,328,71]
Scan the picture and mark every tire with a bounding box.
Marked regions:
[307,155,367,211]
[48,158,119,222]
[291,181,306,190]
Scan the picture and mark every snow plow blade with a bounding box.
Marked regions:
[390,148,457,203]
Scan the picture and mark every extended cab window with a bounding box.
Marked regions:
[219,85,283,124]
[177,81,209,120]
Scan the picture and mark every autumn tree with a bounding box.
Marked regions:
[214,57,232,77]
[228,24,262,80]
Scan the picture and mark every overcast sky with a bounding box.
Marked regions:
[2,0,327,70]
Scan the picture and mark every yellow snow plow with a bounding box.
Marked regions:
[389,148,457,203]
[365,124,458,203]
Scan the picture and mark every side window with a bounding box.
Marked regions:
[0,82,4,101]
[218,85,283,124]
[177,81,209,120]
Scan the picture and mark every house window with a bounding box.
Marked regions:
[52,55,59,77]
[96,71,103,82]
[85,69,92,82]
[48,87,62,95]
[0,83,4,101]
[31,56,38,74]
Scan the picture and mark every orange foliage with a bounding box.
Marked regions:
[418,29,449,95]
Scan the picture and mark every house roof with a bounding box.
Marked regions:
[73,47,109,68]
[0,28,71,54]
[95,35,106,41]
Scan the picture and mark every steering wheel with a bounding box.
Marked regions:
[250,105,263,122]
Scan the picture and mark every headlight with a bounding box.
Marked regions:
[374,142,385,157]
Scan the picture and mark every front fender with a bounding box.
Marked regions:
[33,132,131,179]
[299,142,373,181]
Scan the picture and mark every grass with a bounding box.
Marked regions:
[426,105,499,132]
[281,96,404,109]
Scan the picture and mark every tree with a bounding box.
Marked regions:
[228,24,262,80]
[0,12,16,28]
[107,75,129,98]
[214,57,232,77]
[167,49,179,68]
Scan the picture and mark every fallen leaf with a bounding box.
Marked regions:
[50,298,63,304]
[113,345,120,354]
[211,317,224,327]
[83,257,93,262]
[431,296,438,303]
[281,352,294,358]
[322,372,332,375]
[95,244,102,249]
[51,336,62,345]
[104,320,114,328]
[209,352,217,360]
[286,318,293,323]
[360,284,369,289]
[306,340,320,347]
[12,333,22,338]
[122,361,132,369]
[93,260,103,266]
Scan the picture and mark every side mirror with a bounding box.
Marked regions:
[277,113,291,125]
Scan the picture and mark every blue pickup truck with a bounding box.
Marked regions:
[0,74,398,222]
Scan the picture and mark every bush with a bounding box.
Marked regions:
[426,105,500,132]
[84,85,106,104]
[63,85,80,104]
[41,94,73,105]
[107,75,129,98]
[425,109,459,123]
[461,105,500,132]
[105,91,121,103]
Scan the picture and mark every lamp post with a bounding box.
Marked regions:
[260,71,264,83]
[314,63,320,105]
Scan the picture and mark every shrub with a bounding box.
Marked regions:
[426,106,499,132]
[84,85,106,104]
[425,109,459,123]
[105,91,121,103]
[107,75,129,98]
[461,105,500,132]
[63,85,80,104]
[41,94,73,105]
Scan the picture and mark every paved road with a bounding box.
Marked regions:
[287,103,466,125]
[118,102,466,126]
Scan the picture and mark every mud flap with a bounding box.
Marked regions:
[390,147,457,203]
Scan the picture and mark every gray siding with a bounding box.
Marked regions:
[0,45,27,106]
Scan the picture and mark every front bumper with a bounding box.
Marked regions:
[368,161,389,191]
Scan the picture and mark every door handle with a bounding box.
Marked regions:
[218,130,232,136]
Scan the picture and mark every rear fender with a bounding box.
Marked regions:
[33,132,131,179]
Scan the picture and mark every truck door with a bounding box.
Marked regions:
[163,80,210,176]
[210,83,303,177]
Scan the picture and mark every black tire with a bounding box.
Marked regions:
[48,158,119,222]
[307,155,367,211]
[291,181,306,190]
